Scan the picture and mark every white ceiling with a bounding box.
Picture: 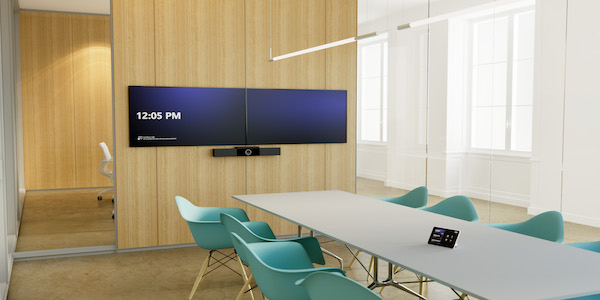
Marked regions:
[19,0,110,15]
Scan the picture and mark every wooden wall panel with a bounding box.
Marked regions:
[245,0,327,235]
[20,12,77,190]
[20,11,113,190]
[154,0,248,246]
[72,15,113,188]
[114,0,158,249]
[113,0,356,247]
[325,0,357,193]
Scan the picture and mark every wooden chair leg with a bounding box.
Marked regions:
[366,256,374,282]
[189,250,213,300]
[237,256,255,300]
[349,250,362,267]
[236,273,254,300]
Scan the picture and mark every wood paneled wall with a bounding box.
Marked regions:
[113,0,356,249]
[20,11,112,190]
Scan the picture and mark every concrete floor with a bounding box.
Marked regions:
[8,178,600,299]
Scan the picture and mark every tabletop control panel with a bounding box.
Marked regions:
[428,227,459,249]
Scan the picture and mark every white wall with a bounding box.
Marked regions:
[529,0,600,227]
[528,0,567,216]
[357,144,387,181]
[561,0,600,227]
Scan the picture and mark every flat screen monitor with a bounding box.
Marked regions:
[129,86,246,147]
[246,89,347,145]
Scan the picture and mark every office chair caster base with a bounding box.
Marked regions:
[98,196,102,200]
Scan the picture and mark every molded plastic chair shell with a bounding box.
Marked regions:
[230,232,345,300]
[422,195,480,222]
[488,211,565,243]
[175,196,275,250]
[378,186,428,209]
[567,241,600,253]
[296,271,383,300]
[220,213,326,265]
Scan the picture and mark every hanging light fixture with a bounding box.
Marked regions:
[270,32,377,62]
[397,0,523,31]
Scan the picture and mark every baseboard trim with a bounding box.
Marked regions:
[116,243,195,253]
[13,245,117,261]
[466,188,529,208]
[357,170,385,182]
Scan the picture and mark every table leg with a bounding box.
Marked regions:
[366,257,427,300]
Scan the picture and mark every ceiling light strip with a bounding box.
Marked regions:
[270,32,377,62]
[399,0,523,30]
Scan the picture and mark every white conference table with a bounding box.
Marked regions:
[233,190,600,300]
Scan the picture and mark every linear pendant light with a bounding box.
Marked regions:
[269,32,377,62]
[270,0,522,62]
[397,0,523,30]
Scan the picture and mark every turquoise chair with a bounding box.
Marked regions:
[422,195,480,222]
[175,196,275,300]
[488,211,564,243]
[567,241,600,253]
[378,186,429,209]
[230,232,345,300]
[220,213,325,265]
[296,271,383,300]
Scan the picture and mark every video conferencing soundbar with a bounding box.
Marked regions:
[212,147,281,157]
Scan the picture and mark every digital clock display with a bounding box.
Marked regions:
[128,86,246,147]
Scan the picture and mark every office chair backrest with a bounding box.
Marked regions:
[296,272,384,300]
[488,211,565,243]
[423,195,479,222]
[380,186,428,209]
[99,142,112,161]
[175,196,250,250]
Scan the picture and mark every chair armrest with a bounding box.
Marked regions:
[257,236,326,265]
[276,267,345,276]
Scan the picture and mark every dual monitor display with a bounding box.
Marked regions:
[129,86,347,147]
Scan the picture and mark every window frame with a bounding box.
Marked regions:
[466,7,535,156]
[357,33,388,145]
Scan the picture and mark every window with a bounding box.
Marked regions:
[470,9,535,152]
[358,34,388,143]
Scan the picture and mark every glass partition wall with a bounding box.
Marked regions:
[356,0,600,245]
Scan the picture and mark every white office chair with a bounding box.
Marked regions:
[97,142,115,218]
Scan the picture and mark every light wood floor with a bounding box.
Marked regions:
[15,188,115,252]
[8,178,600,299]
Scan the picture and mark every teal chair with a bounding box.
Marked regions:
[175,196,275,300]
[568,295,600,300]
[220,213,325,265]
[378,186,429,209]
[567,241,600,253]
[488,211,564,243]
[296,271,383,300]
[422,195,480,222]
[230,232,345,300]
